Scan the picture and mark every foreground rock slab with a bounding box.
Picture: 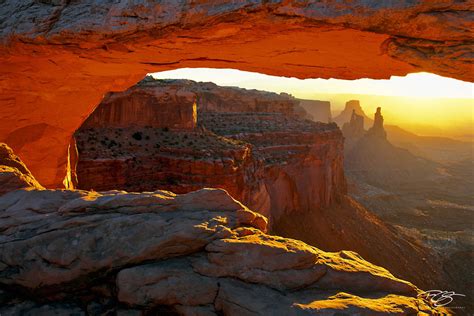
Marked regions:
[0,187,446,315]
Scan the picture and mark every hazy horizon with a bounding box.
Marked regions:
[151,68,473,140]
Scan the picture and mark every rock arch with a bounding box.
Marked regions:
[0,1,472,187]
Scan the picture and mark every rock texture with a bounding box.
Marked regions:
[0,1,472,188]
[0,186,446,315]
[0,143,43,196]
[74,79,345,227]
[82,81,197,130]
[73,80,449,292]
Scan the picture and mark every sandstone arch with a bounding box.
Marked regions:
[0,1,472,187]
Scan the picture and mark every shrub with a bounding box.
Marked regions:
[162,127,169,132]
[132,132,143,141]
[108,140,118,148]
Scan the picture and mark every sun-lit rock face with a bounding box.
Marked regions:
[73,79,346,226]
[82,80,197,130]
[146,78,302,116]
[0,1,471,188]
[0,186,446,315]
[71,80,450,292]
[0,143,43,196]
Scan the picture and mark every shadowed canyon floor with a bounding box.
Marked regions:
[0,143,448,315]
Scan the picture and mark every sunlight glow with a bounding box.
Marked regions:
[152,68,473,99]
[151,68,473,138]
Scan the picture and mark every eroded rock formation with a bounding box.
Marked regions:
[74,78,345,226]
[333,100,373,129]
[0,148,447,315]
[72,79,449,292]
[82,81,197,130]
[342,110,366,141]
[0,1,471,187]
[0,143,43,196]
[367,107,388,139]
[345,108,438,189]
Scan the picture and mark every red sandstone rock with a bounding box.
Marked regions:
[82,79,197,130]
[0,2,471,188]
[73,80,346,226]
[0,143,43,196]
[71,80,449,291]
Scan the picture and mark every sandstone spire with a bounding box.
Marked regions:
[342,109,365,140]
[367,107,387,139]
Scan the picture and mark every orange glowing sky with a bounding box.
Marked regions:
[151,68,473,138]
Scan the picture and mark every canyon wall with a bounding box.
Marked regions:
[0,144,447,315]
[0,1,471,188]
[82,81,197,130]
[74,79,346,226]
[73,80,449,290]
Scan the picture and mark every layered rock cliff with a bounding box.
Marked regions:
[73,80,448,292]
[82,82,197,130]
[74,79,345,226]
[0,1,471,188]
[0,143,448,315]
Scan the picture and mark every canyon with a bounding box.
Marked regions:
[0,143,448,315]
[337,105,473,311]
[74,77,345,226]
[0,1,472,188]
[0,1,472,315]
[72,78,449,296]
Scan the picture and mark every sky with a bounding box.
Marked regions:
[151,68,473,138]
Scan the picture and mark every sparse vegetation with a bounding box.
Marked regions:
[132,132,143,140]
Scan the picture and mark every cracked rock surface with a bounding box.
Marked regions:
[0,187,446,315]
